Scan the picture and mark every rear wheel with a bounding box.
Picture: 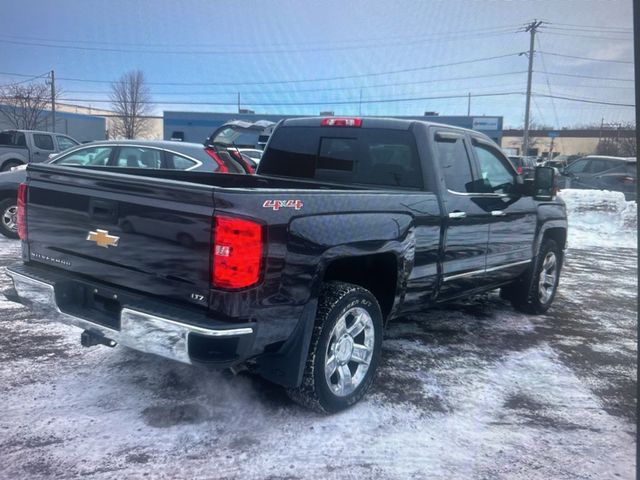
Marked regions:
[0,198,19,239]
[1,160,23,172]
[503,238,562,314]
[287,282,383,413]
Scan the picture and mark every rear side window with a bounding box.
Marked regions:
[260,127,423,189]
[116,147,162,169]
[53,146,113,166]
[33,134,54,150]
[168,153,197,170]
[435,134,474,193]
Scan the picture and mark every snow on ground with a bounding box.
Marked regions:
[0,192,636,479]
[559,189,636,249]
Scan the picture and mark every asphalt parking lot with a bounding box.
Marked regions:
[0,231,636,479]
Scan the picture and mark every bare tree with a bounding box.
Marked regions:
[0,82,51,130]
[109,70,153,139]
[596,123,636,157]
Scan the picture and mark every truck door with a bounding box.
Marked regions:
[469,137,537,286]
[31,133,56,163]
[434,130,491,300]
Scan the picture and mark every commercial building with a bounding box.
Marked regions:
[163,111,503,144]
[501,128,637,157]
[0,104,106,143]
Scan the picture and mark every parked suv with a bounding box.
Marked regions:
[0,130,80,171]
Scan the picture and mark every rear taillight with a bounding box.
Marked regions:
[205,148,229,173]
[212,215,263,290]
[321,117,362,127]
[17,182,27,240]
[230,150,255,174]
[517,166,523,174]
[621,176,635,185]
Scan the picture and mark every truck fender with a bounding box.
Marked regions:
[534,218,568,255]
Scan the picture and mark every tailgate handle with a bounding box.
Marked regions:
[90,200,118,222]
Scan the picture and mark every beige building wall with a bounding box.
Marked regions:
[501,136,599,157]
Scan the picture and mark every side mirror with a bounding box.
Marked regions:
[533,166,556,200]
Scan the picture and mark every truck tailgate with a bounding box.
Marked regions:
[25,166,215,308]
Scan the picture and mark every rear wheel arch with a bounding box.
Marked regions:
[1,158,24,172]
[321,252,399,320]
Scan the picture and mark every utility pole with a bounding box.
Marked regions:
[467,92,471,116]
[50,70,56,133]
[237,92,241,114]
[522,20,543,157]
[358,88,363,116]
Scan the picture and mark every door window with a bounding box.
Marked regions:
[565,159,588,174]
[52,146,113,166]
[473,144,516,194]
[435,134,474,193]
[116,147,162,168]
[33,134,54,150]
[56,135,79,151]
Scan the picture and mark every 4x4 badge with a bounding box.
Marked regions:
[87,229,120,248]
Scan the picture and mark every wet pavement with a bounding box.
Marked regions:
[0,236,636,479]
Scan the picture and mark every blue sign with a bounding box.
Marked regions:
[549,131,560,138]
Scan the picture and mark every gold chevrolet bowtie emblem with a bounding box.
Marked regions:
[87,229,120,248]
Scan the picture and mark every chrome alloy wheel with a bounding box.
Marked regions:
[324,307,375,397]
[2,205,17,233]
[538,251,558,304]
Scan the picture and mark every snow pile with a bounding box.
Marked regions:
[559,189,636,249]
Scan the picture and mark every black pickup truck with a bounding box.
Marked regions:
[7,117,567,413]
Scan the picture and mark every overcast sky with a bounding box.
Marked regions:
[0,0,635,127]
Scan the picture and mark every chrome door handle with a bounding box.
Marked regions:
[449,211,467,219]
[491,210,506,216]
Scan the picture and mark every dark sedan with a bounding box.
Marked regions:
[0,140,247,238]
[556,155,636,201]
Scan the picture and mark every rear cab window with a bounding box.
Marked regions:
[0,131,26,147]
[259,126,424,190]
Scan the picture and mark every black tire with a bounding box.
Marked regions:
[287,282,383,413]
[1,160,23,172]
[504,238,562,314]
[0,197,19,239]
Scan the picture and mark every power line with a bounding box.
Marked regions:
[0,71,49,87]
[0,29,519,56]
[536,71,634,82]
[533,93,635,107]
[535,39,563,150]
[31,91,526,107]
[546,22,632,32]
[0,53,523,87]
[541,30,636,41]
[0,24,523,49]
[543,26,631,35]
[61,71,529,97]
[538,51,634,64]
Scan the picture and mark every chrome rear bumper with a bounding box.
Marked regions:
[7,266,253,365]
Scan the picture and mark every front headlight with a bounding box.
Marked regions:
[10,164,28,172]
